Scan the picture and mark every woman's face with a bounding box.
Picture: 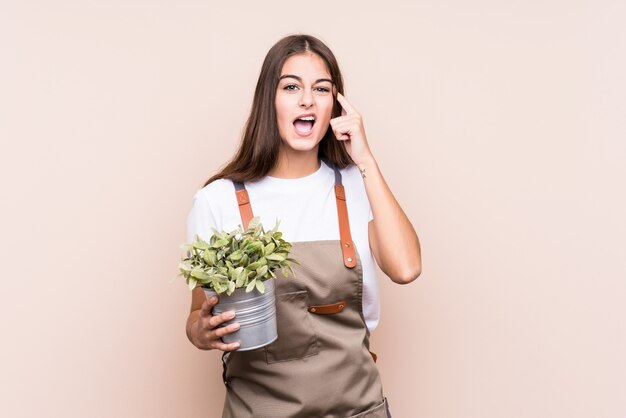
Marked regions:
[275,52,334,154]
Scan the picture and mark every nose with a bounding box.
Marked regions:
[299,88,313,108]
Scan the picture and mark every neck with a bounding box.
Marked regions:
[269,147,321,179]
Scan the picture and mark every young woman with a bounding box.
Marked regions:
[185,34,421,417]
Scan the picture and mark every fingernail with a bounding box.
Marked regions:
[232,323,240,331]
[210,296,218,303]
[226,311,236,319]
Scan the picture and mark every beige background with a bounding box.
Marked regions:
[1,0,625,417]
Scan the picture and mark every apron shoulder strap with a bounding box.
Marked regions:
[233,180,254,230]
[330,164,357,269]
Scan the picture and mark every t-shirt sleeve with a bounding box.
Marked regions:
[186,189,218,243]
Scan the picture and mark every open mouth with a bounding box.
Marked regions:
[293,115,315,136]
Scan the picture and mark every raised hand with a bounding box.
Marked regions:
[329,93,374,166]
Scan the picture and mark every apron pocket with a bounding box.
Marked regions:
[264,290,319,364]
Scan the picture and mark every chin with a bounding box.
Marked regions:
[282,135,323,153]
[283,132,323,152]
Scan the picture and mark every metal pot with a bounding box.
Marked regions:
[203,279,277,351]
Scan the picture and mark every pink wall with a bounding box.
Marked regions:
[2,1,625,417]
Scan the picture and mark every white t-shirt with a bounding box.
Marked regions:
[186,159,380,331]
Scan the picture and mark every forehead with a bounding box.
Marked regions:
[280,53,331,78]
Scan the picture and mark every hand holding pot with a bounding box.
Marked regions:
[189,295,241,351]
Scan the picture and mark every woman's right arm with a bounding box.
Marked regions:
[185,188,240,351]
[186,286,241,351]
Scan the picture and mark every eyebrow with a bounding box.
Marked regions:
[279,74,334,84]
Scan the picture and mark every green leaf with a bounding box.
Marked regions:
[192,240,209,250]
[256,264,268,278]
[248,216,261,231]
[226,281,236,296]
[266,253,285,262]
[246,257,267,271]
[187,277,197,290]
[213,282,225,294]
[235,267,246,287]
[212,238,228,248]
[202,250,215,266]
[270,218,280,233]
[191,267,210,280]
[244,241,264,254]
[255,280,265,293]
[264,242,275,254]
[178,260,193,273]
[246,279,256,293]
[287,264,296,278]
[229,249,244,261]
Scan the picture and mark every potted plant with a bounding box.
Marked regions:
[178,216,298,350]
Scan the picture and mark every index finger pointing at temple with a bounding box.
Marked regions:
[336,93,356,115]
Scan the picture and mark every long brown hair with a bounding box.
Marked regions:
[204,34,353,186]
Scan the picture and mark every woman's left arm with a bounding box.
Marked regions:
[330,93,422,284]
[360,158,421,284]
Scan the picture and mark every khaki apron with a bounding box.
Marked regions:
[222,164,390,418]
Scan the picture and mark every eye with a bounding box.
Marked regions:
[283,84,299,91]
[314,86,331,93]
